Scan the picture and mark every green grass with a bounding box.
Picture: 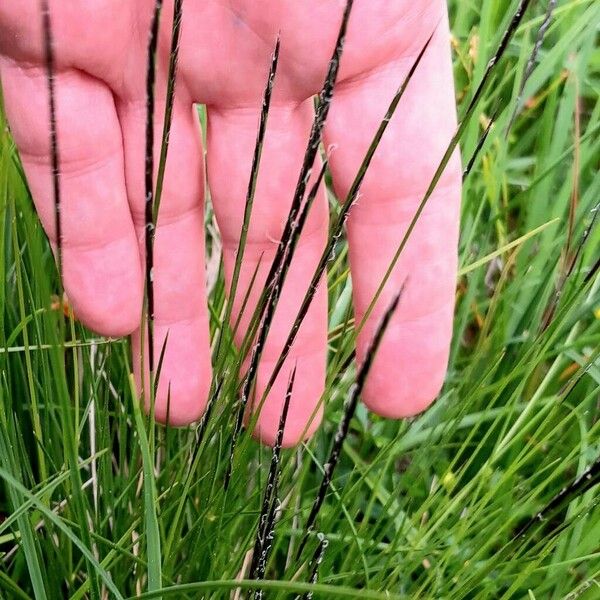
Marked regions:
[1,0,600,598]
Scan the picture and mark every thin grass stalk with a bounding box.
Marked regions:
[250,367,296,584]
[571,202,599,281]
[356,0,534,341]
[231,252,265,342]
[584,255,599,284]
[40,6,104,597]
[130,375,162,594]
[230,0,355,404]
[540,199,598,331]
[516,455,600,536]
[505,0,557,137]
[154,331,170,402]
[193,378,219,451]
[262,0,354,296]
[236,161,325,370]
[246,159,328,418]
[214,38,281,366]
[144,1,163,376]
[232,0,354,370]
[207,41,279,463]
[463,106,499,180]
[225,162,327,489]
[296,534,329,600]
[296,290,402,560]
[153,0,184,224]
[464,0,534,122]
[8,200,48,482]
[40,0,62,281]
[257,34,434,409]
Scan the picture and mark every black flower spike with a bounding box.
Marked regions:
[41,0,62,280]
[297,290,403,560]
[225,0,355,489]
[143,0,164,375]
[250,367,296,597]
[296,533,329,600]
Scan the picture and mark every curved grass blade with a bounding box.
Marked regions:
[134,579,404,599]
[296,290,402,560]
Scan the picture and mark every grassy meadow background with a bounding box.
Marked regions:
[1,0,599,598]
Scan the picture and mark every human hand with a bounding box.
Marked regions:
[0,0,461,446]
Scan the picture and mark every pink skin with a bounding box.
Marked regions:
[0,0,461,447]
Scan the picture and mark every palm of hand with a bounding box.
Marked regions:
[0,0,461,446]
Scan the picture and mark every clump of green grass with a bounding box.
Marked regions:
[1,0,599,598]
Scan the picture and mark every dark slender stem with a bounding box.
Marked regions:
[349,1,533,347]
[296,534,329,600]
[250,368,296,591]
[224,1,354,489]
[40,0,62,281]
[584,255,600,285]
[238,0,355,362]
[144,1,163,377]
[246,160,329,421]
[296,291,402,560]
[465,0,534,120]
[257,34,434,410]
[515,454,600,539]
[463,106,499,181]
[541,199,598,331]
[153,0,184,223]
[505,0,556,137]
[263,0,354,294]
[214,37,281,367]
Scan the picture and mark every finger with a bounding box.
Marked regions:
[118,96,212,426]
[324,6,462,418]
[0,59,142,336]
[207,101,329,447]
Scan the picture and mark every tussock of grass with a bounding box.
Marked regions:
[0,0,599,598]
